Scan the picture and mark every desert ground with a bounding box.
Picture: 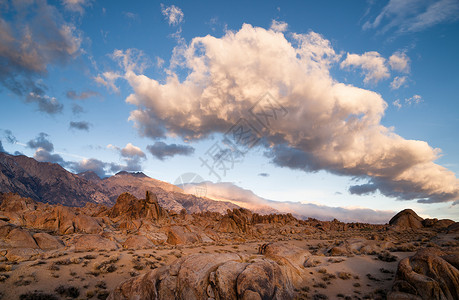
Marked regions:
[0,192,458,299]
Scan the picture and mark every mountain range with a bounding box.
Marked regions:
[0,152,240,214]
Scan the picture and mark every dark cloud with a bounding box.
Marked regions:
[2,129,17,144]
[33,148,65,164]
[258,173,269,177]
[72,103,85,115]
[68,158,107,178]
[66,90,99,100]
[27,133,54,152]
[147,141,195,160]
[69,121,91,131]
[26,91,63,114]
[349,183,378,195]
[0,0,80,109]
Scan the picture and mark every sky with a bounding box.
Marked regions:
[1,0,459,222]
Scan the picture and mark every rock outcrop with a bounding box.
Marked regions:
[389,209,424,229]
[108,242,309,300]
[388,248,459,300]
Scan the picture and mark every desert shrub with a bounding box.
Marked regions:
[55,285,79,298]
[20,292,58,300]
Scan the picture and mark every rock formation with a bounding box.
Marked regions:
[388,248,459,299]
[389,209,424,229]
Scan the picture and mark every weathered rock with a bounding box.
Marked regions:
[109,243,310,300]
[388,248,459,300]
[73,214,102,234]
[33,232,64,250]
[5,248,41,262]
[72,234,119,251]
[5,228,39,248]
[122,235,155,250]
[166,226,200,245]
[389,209,424,229]
[447,222,459,234]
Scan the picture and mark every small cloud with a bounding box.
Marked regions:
[147,141,195,160]
[72,103,85,115]
[123,11,139,21]
[161,4,184,26]
[349,183,378,195]
[2,129,17,144]
[405,94,423,105]
[390,76,407,90]
[0,140,5,153]
[393,99,402,109]
[340,51,390,84]
[33,147,65,164]
[69,121,91,131]
[26,92,63,114]
[61,0,92,14]
[389,52,410,73]
[66,90,100,100]
[121,143,146,158]
[270,20,288,32]
[94,72,121,93]
[27,133,54,152]
[258,173,270,177]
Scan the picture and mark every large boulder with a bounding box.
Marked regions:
[122,235,155,250]
[166,226,201,245]
[5,228,39,248]
[33,232,64,250]
[388,248,459,300]
[389,209,424,229]
[72,234,119,251]
[73,214,102,234]
[108,242,309,300]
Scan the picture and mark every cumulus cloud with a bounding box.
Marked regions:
[189,181,394,223]
[270,20,288,32]
[61,0,91,14]
[363,0,459,34]
[389,52,410,73]
[107,143,146,171]
[390,76,407,90]
[68,158,107,178]
[66,90,99,100]
[69,121,91,131]
[27,133,54,152]
[117,24,459,204]
[161,4,184,26]
[340,51,390,84]
[0,0,80,106]
[147,142,195,160]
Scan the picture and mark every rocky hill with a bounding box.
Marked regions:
[0,152,239,214]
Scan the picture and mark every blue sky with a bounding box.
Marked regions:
[1,0,458,222]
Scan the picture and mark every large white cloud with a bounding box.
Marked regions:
[118,24,459,204]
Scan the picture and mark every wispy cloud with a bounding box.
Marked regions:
[270,20,288,32]
[390,76,407,90]
[66,90,100,100]
[363,0,459,34]
[61,0,92,14]
[187,181,395,223]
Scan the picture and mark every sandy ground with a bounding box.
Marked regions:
[0,236,418,300]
